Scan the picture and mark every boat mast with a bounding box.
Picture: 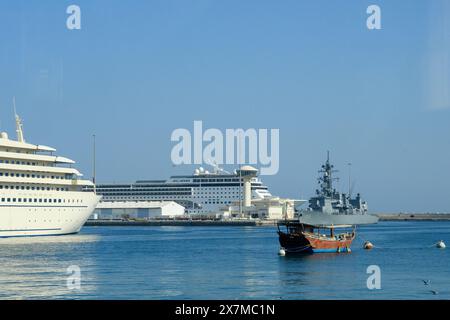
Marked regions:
[348,162,352,198]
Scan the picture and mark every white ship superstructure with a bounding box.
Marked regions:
[92,166,272,214]
[0,107,101,237]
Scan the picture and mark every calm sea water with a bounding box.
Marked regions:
[0,221,449,300]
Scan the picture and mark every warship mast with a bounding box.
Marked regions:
[317,151,338,198]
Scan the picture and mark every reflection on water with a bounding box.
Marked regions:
[0,222,448,299]
[0,234,100,299]
[0,234,100,245]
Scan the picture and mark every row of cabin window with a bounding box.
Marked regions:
[0,159,37,165]
[192,178,241,183]
[0,172,67,179]
[104,195,187,199]
[104,195,232,204]
[0,185,70,191]
[0,198,83,203]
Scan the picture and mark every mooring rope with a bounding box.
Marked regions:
[356,233,383,249]
[428,241,445,248]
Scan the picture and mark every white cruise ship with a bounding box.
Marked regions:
[0,110,101,237]
[91,166,273,214]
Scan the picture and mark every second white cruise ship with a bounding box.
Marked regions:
[0,108,101,237]
[92,165,273,214]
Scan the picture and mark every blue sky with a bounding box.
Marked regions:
[0,0,449,212]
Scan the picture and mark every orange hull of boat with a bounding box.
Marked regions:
[303,233,354,253]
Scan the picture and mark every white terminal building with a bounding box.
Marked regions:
[220,166,304,220]
[91,201,185,220]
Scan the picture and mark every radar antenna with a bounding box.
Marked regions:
[317,151,338,197]
[13,97,25,143]
[206,159,231,174]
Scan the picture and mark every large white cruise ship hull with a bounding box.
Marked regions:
[0,104,101,238]
[0,194,101,237]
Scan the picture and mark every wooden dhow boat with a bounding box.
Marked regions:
[277,152,377,254]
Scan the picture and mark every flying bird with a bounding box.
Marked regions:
[430,290,439,295]
[422,280,431,286]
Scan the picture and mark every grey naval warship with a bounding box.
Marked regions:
[297,152,379,226]
[277,152,378,254]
